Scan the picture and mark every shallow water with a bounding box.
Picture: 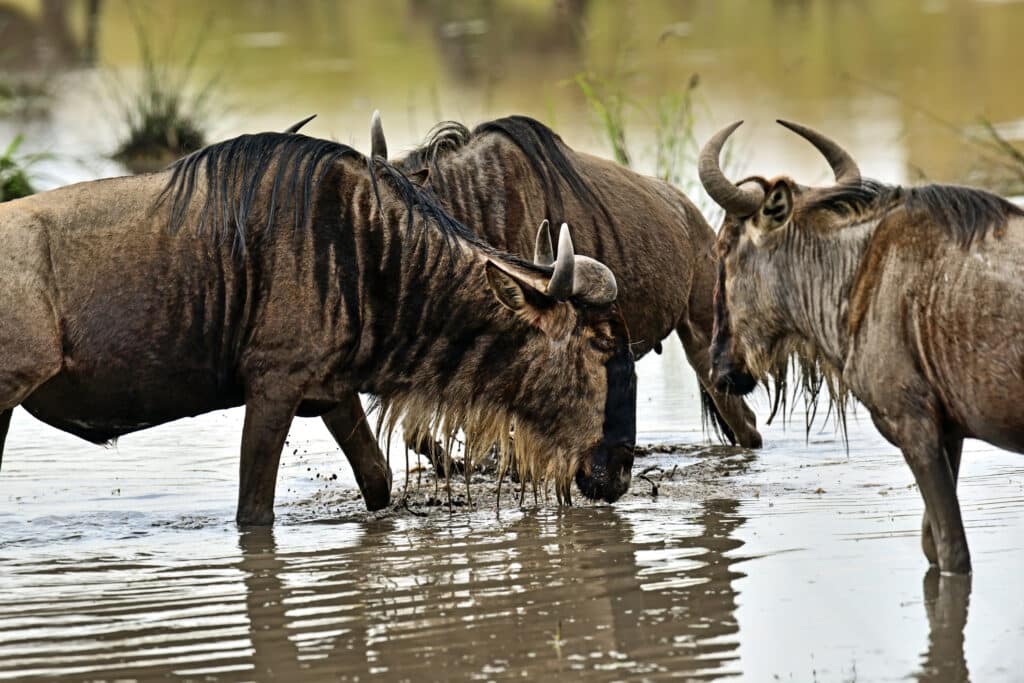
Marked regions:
[2,349,1023,681]
[2,1,1024,681]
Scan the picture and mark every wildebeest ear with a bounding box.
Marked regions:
[757,180,794,231]
[486,261,537,311]
[485,261,570,338]
[407,167,430,186]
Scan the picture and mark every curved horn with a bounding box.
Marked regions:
[284,114,316,134]
[546,223,576,300]
[370,110,387,159]
[777,119,860,185]
[533,219,554,266]
[544,223,618,304]
[699,121,764,217]
[570,256,617,305]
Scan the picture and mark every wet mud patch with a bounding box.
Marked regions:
[279,442,763,525]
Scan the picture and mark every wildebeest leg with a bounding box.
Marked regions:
[321,393,392,511]
[237,398,299,526]
[675,319,762,448]
[401,414,448,472]
[922,436,964,566]
[0,409,11,471]
[875,412,971,574]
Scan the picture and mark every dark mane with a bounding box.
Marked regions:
[473,115,610,222]
[806,179,1024,247]
[159,132,361,252]
[400,121,472,171]
[400,115,613,226]
[158,132,532,264]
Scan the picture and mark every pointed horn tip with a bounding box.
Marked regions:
[371,110,382,122]
[557,223,574,251]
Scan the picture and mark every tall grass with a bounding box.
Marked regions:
[574,70,740,223]
[0,135,49,202]
[0,78,52,118]
[110,13,216,172]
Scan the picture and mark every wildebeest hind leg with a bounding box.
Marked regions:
[322,393,392,511]
[675,320,762,448]
[237,396,299,526]
[922,436,964,566]
[877,412,971,574]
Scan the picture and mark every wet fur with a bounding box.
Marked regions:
[713,173,1024,572]
[0,132,628,517]
[394,116,761,447]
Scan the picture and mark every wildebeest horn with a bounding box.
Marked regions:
[777,119,861,185]
[546,223,618,304]
[534,219,554,266]
[284,114,316,134]
[370,110,387,159]
[547,224,576,300]
[699,121,765,217]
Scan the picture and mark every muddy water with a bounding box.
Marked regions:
[2,0,1024,680]
[3,351,1023,681]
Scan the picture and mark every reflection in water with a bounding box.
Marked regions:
[0,501,747,680]
[917,570,971,683]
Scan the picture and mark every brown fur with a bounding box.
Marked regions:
[709,170,1024,574]
[393,116,761,448]
[0,132,635,522]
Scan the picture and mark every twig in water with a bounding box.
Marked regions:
[638,474,659,498]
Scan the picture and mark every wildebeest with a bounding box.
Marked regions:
[700,119,1024,574]
[0,131,636,524]
[368,112,762,451]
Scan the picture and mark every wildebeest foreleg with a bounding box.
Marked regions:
[321,393,392,511]
[675,319,762,448]
[0,409,11,471]
[922,436,964,566]
[237,398,299,526]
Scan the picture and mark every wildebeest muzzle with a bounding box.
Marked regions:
[576,341,636,503]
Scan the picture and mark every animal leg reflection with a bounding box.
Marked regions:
[918,568,971,682]
[922,436,963,567]
[237,395,299,526]
[322,393,392,511]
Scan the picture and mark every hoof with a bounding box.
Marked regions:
[356,466,392,512]
[236,507,275,526]
[362,486,392,512]
[738,427,763,449]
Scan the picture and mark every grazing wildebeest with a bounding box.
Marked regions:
[700,119,1024,574]
[0,132,636,524]
[368,112,762,451]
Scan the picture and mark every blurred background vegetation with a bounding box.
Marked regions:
[1,0,1024,201]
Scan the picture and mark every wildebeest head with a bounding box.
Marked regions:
[698,120,862,396]
[479,219,636,503]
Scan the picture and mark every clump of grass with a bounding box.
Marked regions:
[0,135,49,202]
[110,16,216,173]
[575,70,740,222]
[963,119,1024,196]
[0,77,52,118]
[575,72,631,167]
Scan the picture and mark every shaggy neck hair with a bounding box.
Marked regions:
[154,131,599,495]
[752,177,1023,437]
